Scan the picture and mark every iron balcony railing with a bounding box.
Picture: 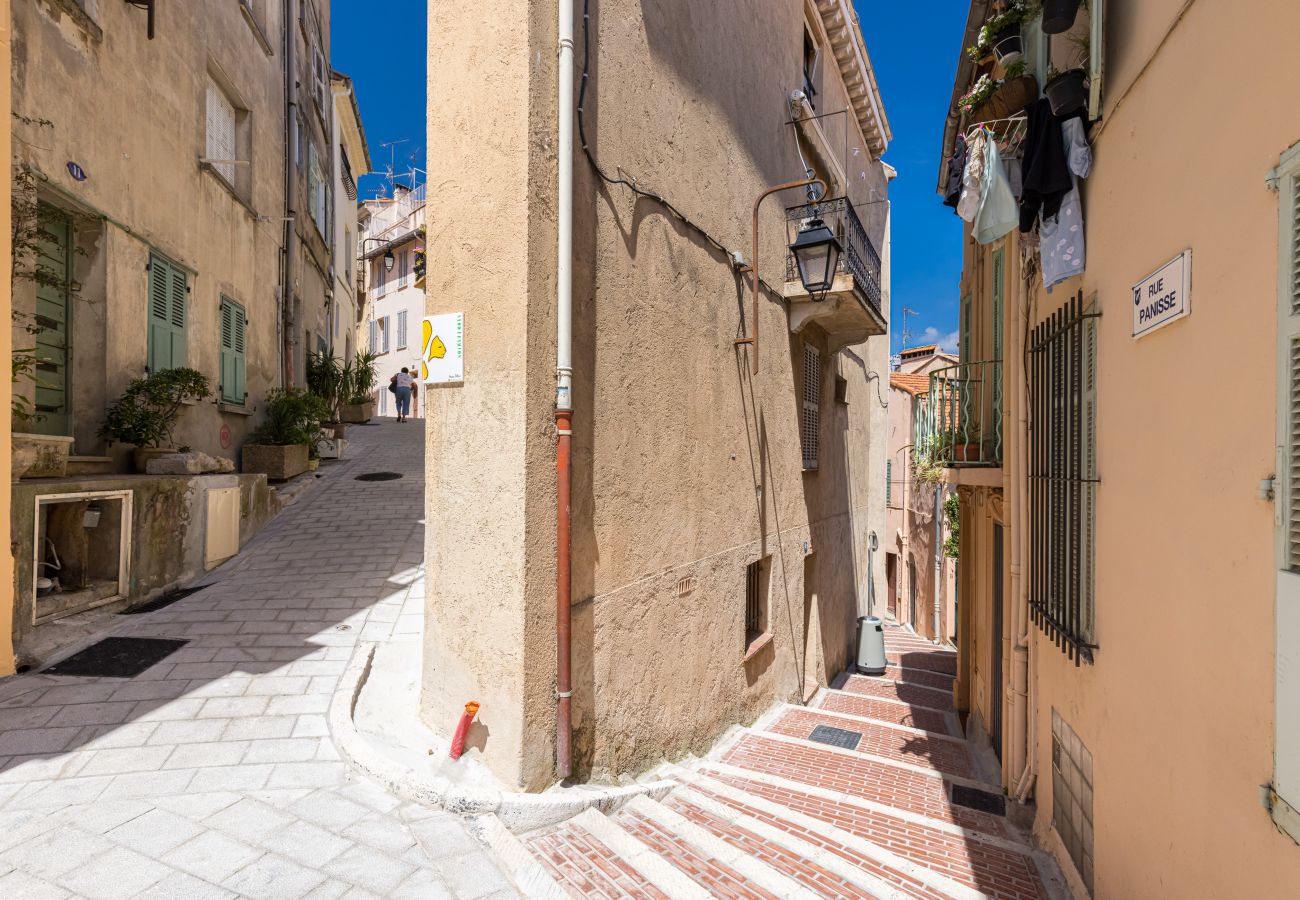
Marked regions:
[784,197,882,315]
[922,359,1004,467]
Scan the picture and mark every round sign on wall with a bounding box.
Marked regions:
[219,424,232,449]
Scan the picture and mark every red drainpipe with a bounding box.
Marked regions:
[555,408,574,778]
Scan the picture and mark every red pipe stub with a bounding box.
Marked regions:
[449,701,481,760]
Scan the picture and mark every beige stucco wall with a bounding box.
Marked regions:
[1,0,14,676]
[10,0,287,462]
[948,2,1300,894]
[423,0,890,789]
[1023,3,1300,895]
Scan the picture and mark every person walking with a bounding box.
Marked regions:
[390,367,417,422]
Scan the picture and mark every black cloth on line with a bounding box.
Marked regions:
[1018,98,1072,232]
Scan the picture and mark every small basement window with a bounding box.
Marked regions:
[33,490,132,625]
[801,344,822,470]
[744,557,771,652]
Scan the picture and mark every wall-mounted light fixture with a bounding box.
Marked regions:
[124,0,156,40]
[383,249,395,273]
[790,216,841,302]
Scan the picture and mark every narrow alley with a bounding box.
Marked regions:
[0,421,519,900]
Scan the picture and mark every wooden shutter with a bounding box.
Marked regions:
[885,460,892,507]
[219,297,246,404]
[1274,147,1300,841]
[397,310,407,349]
[206,81,237,184]
[147,254,187,373]
[992,249,1006,430]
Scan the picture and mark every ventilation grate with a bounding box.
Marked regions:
[808,724,862,751]
[43,637,189,678]
[354,472,403,482]
[951,784,1007,816]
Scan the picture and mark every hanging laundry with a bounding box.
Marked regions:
[1042,116,1092,291]
[1018,98,1072,232]
[957,130,987,223]
[974,138,1018,244]
[943,134,968,210]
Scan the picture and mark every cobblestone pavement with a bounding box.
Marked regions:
[0,420,521,899]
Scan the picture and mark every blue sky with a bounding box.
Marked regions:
[855,0,969,354]
[332,1,965,355]
[331,1,428,202]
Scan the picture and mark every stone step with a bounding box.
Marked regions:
[720,731,1013,839]
[840,673,955,711]
[817,687,958,736]
[884,662,958,692]
[471,814,570,899]
[883,650,958,676]
[665,776,973,900]
[614,795,814,899]
[697,762,1056,900]
[767,705,978,779]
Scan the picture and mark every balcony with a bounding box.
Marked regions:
[783,197,886,350]
[923,360,1003,468]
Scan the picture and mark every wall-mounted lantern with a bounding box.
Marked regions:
[789,217,841,301]
[383,249,395,273]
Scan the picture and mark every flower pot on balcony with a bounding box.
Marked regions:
[1042,0,1082,34]
[1045,69,1088,117]
[339,400,375,424]
[991,27,1023,64]
[242,443,310,481]
[12,433,75,480]
[971,75,1038,123]
[952,443,982,463]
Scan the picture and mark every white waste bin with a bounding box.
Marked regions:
[856,615,886,675]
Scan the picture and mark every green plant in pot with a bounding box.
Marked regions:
[306,350,345,422]
[243,388,330,481]
[966,1,1039,62]
[1045,32,1091,116]
[99,367,211,472]
[339,350,379,423]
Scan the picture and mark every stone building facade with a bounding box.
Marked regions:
[423,0,892,791]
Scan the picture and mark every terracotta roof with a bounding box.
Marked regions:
[890,373,930,396]
[899,344,939,357]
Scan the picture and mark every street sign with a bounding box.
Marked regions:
[421,312,463,384]
[1132,249,1191,338]
[66,161,87,181]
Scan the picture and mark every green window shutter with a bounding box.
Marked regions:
[959,294,971,362]
[147,254,187,373]
[219,296,247,404]
[992,249,1005,433]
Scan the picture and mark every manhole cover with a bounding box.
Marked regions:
[808,724,862,751]
[354,472,403,482]
[43,637,189,678]
[951,784,1007,816]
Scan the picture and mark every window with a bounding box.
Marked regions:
[308,143,329,236]
[885,460,893,507]
[295,113,305,171]
[368,319,377,354]
[801,344,821,469]
[399,250,410,287]
[397,310,408,350]
[1052,710,1094,893]
[744,557,770,647]
[380,316,390,354]
[312,47,327,111]
[1028,292,1097,663]
[205,79,238,186]
[344,227,353,281]
[802,26,820,110]
[218,296,247,404]
[147,253,187,373]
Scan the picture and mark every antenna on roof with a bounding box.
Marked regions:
[898,306,919,355]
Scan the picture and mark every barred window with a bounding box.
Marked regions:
[1028,292,1098,663]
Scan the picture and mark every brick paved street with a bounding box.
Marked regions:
[0,420,520,900]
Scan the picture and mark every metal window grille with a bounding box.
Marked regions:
[801,345,821,469]
[1028,291,1099,664]
[885,459,892,507]
[745,559,766,642]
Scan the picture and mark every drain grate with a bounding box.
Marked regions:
[354,472,403,482]
[122,586,205,615]
[43,637,189,678]
[808,724,862,751]
[951,784,1007,816]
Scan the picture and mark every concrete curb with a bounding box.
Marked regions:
[329,641,677,833]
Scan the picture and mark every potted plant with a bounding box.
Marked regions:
[339,350,379,423]
[242,388,330,480]
[99,368,211,473]
[966,1,1039,63]
[1042,0,1083,34]
[307,350,346,433]
[1044,33,1090,116]
[952,428,983,463]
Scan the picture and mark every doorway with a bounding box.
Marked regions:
[991,523,1005,761]
[885,552,897,618]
